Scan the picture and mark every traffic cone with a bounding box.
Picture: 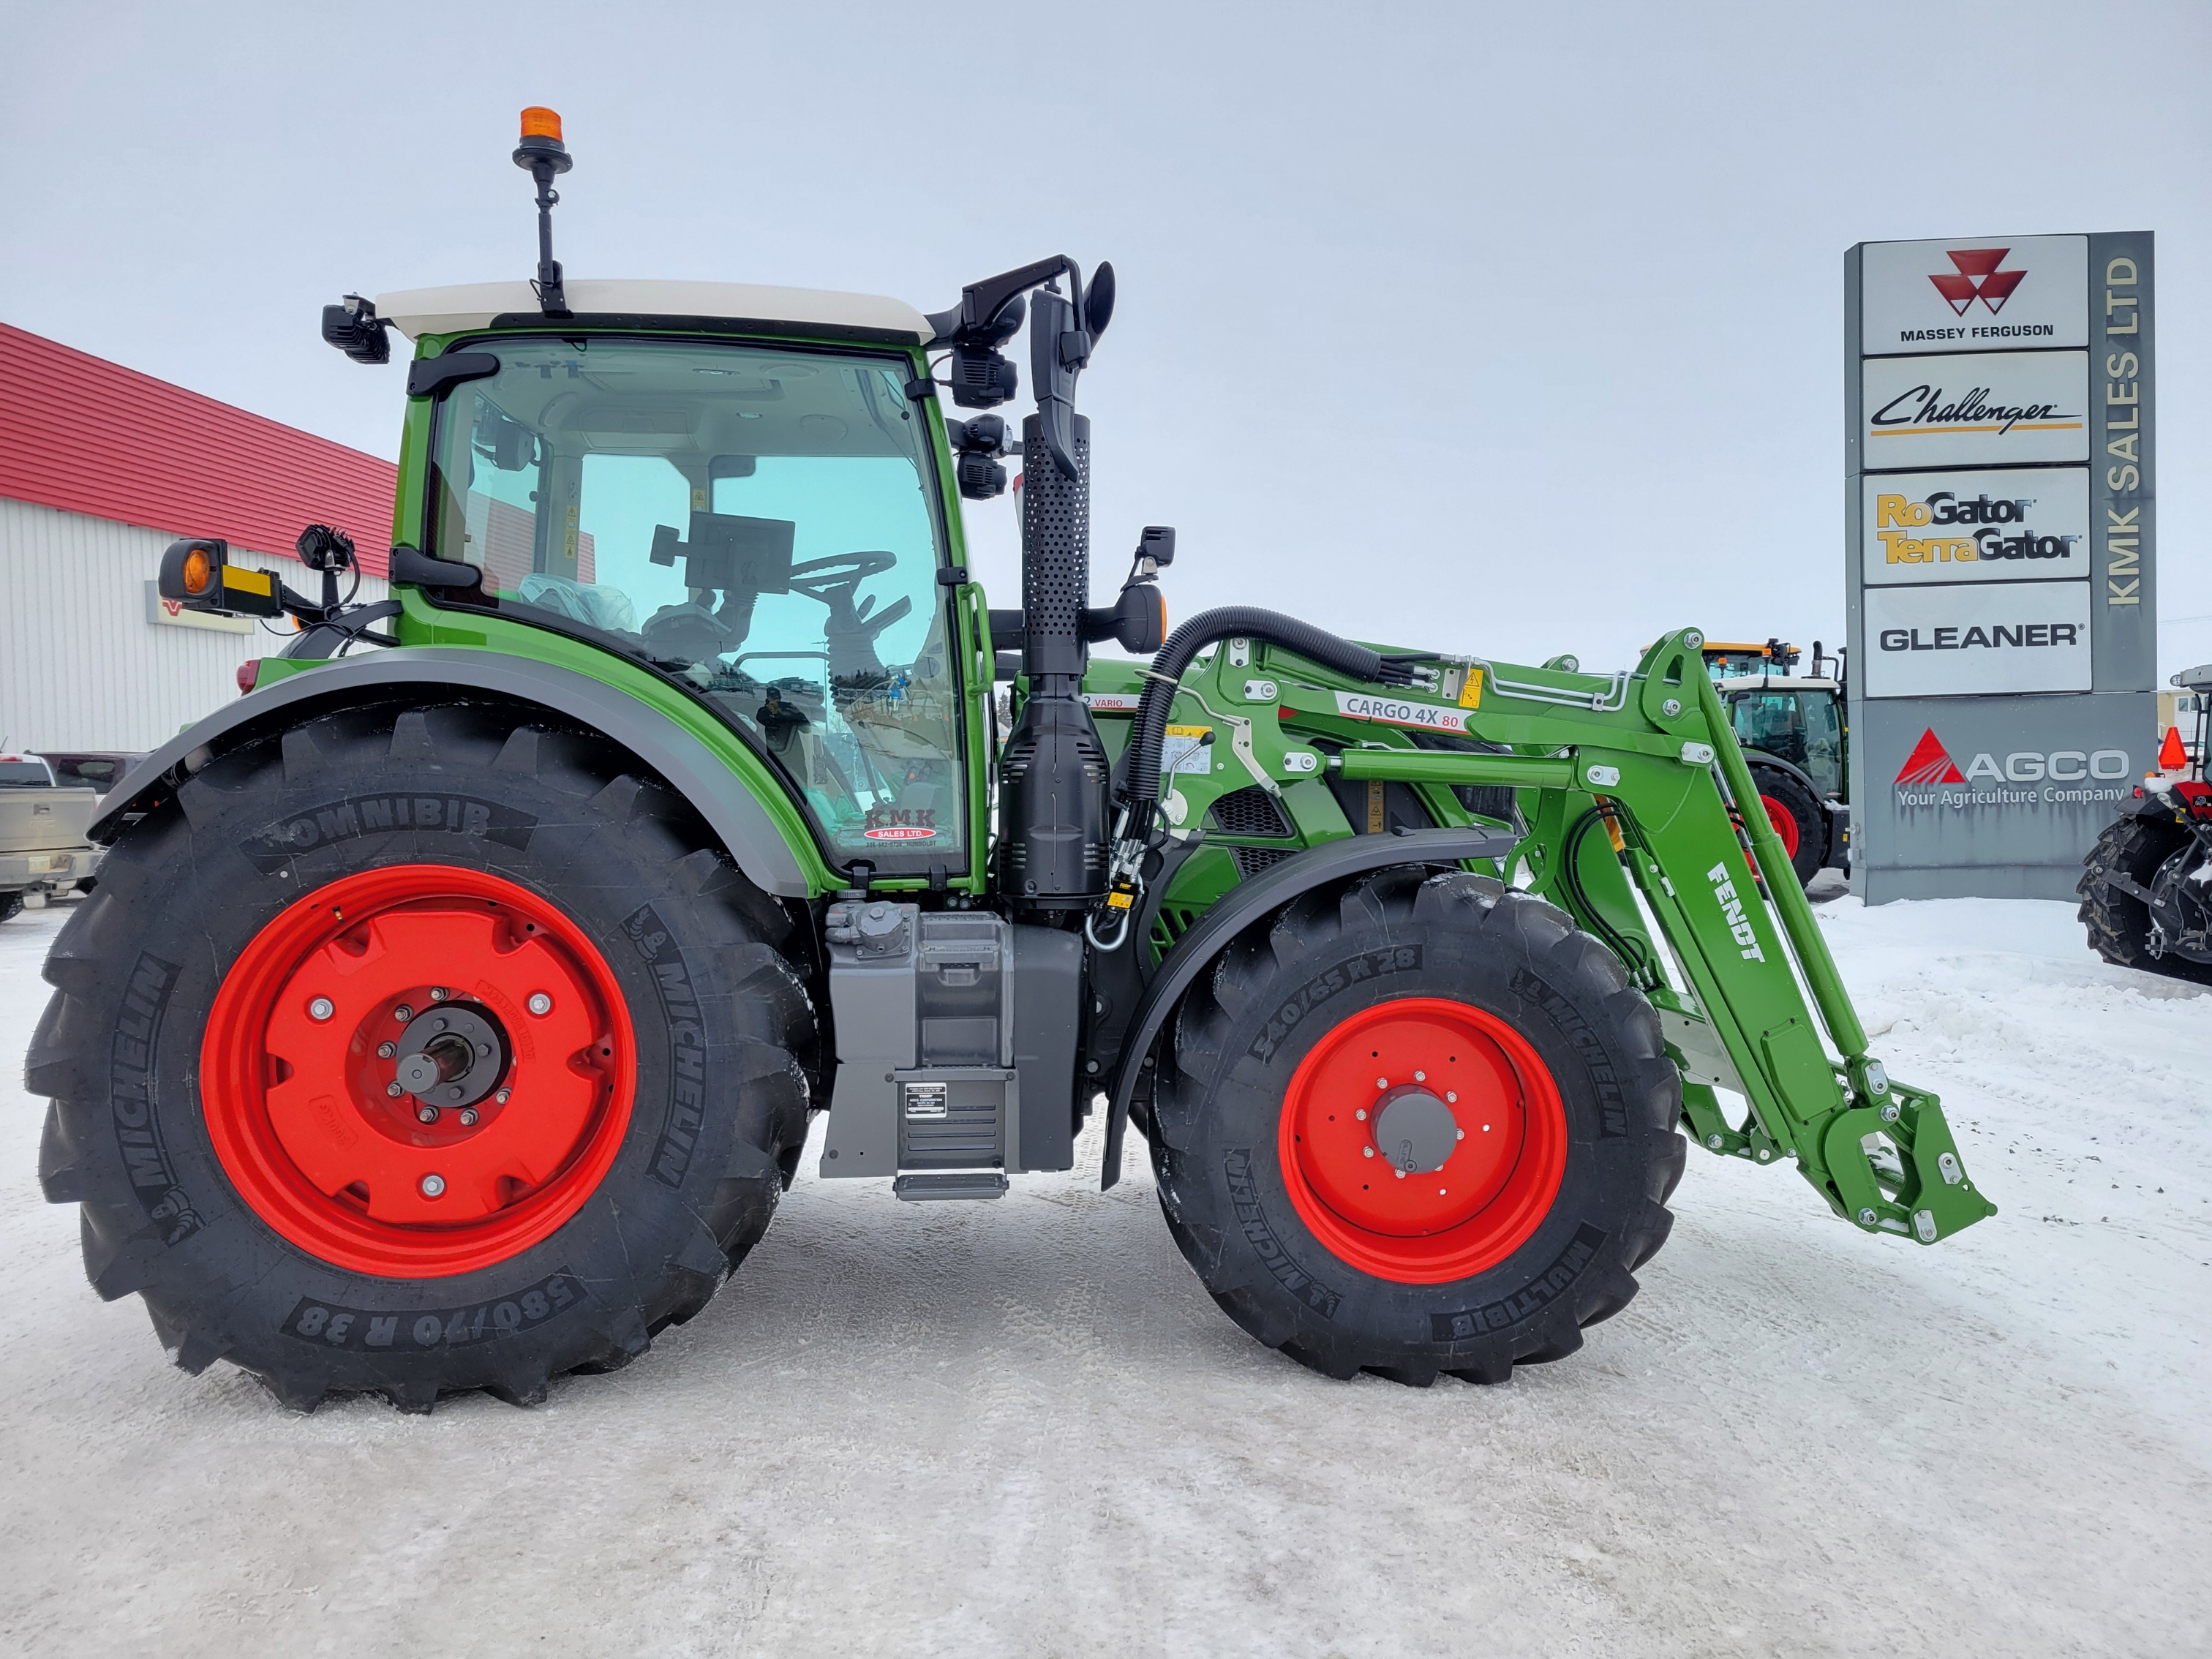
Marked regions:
[2159,726,2187,771]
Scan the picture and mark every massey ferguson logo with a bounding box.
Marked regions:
[1894,728,2131,805]
[1928,248,2027,316]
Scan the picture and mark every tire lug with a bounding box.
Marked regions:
[496,1087,512,1105]
[1413,1070,1425,1083]
[458,1108,479,1127]
[416,1104,439,1124]
[429,987,448,1001]
[420,1173,447,1199]
[307,996,335,1022]
[386,1082,405,1098]
[394,1004,414,1023]
[1354,1109,1366,1121]
[1362,1146,1374,1159]
[377,1041,397,1059]
[527,992,554,1016]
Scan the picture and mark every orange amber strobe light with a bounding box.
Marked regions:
[519,107,563,141]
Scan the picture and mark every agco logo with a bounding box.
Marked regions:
[1928,249,2026,316]
[1894,728,2130,805]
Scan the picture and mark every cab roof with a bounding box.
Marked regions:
[372,280,935,346]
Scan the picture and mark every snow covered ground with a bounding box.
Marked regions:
[1,885,2207,1658]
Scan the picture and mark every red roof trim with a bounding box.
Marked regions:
[0,323,396,576]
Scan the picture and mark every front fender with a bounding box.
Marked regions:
[88,647,816,898]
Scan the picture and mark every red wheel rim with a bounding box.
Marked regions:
[1276,997,1568,1284]
[1761,795,1800,857]
[202,865,636,1277]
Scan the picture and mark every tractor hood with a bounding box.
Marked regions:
[372,279,934,346]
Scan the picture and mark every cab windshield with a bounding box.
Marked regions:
[425,336,966,869]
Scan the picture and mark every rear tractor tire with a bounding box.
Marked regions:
[30,703,817,1411]
[1747,762,1825,890]
[1148,867,1685,1386]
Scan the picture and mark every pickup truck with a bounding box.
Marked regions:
[0,753,110,920]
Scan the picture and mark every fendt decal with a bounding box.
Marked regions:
[1704,864,1767,963]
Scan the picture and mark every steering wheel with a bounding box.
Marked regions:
[788,550,897,603]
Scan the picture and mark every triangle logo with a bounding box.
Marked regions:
[1895,728,1965,786]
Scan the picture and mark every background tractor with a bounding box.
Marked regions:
[26,113,1990,1412]
[1700,639,1850,890]
[2079,663,2212,983]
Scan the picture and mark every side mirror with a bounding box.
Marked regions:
[1083,262,1116,340]
[320,295,391,365]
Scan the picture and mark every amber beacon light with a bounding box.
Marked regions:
[512,106,573,316]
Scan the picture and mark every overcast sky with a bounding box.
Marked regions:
[5,1,2208,679]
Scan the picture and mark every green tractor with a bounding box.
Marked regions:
[28,113,1992,1410]
[1701,639,1851,890]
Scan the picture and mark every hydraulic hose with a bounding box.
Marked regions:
[1118,606,1419,819]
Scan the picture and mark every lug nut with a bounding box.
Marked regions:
[1394,1170,1405,1181]
[1355,1108,1367,1121]
[1362,1146,1374,1159]
[528,992,553,1016]
[416,1104,439,1124]
[386,1082,405,1099]
[377,1041,397,1059]
[394,1004,414,1023]
[420,1173,447,1199]
[1413,1070,1425,1083]
[307,996,335,1022]
[429,987,448,1001]
[1456,1129,1465,1140]
[1374,1076,1387,1089]
[1446,1091,1457,1103]
[495,1087,512,1105]
[458,1108,479,1127]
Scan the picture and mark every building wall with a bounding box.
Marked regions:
[0,497,389,752]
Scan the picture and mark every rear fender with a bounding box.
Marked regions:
[87,647,814,898]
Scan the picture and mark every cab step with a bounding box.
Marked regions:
[892,1173,1009,1202]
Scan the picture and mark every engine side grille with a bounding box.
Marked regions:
[1209,786,1293,838]
[1233,845,1298,879]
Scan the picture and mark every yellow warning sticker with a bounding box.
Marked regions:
[1459,667,1485,710]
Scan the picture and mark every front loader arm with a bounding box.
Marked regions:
[1117,627,1995,1245]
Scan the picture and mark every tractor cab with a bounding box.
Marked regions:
[380,296,977,878]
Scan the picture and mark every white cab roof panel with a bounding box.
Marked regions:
[373,280,933,344]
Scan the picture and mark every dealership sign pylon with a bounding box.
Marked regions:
[1846,233,2155,901]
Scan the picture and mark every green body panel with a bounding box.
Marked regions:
[271,317,1987,1248]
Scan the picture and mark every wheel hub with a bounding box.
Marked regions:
[1372,1086,1459,1173]
[392,999,509,1110]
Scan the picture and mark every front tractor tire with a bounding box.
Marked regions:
[1148,868,1685,1385]
[30,704,816,1411]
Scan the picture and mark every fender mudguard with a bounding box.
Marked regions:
[1099,827,1512,1188]
[87,647,814,898]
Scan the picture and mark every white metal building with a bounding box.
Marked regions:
[0,323,394,753]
